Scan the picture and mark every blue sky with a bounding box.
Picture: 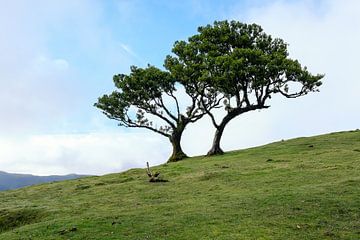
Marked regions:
[0,0,359,175]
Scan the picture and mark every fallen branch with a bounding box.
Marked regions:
[146,162,168,182]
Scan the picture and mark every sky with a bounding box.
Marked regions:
[0,0,359,176]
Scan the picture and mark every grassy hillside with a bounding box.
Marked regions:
[0,130,359,239]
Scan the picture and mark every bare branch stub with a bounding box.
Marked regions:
[146,162,168,183]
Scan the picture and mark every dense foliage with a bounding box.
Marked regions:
[96,20,323,160]
[166,20,323,155]
[95,66,220,162]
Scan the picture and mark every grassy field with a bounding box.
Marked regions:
[0,130,359,239]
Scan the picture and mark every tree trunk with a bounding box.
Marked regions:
[167,129,188,162]
[207,111,236,156]
[207,124,225,156]
[207,105,265,156]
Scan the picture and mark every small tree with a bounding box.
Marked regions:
[95,65,220,162]
[166,21,323,155]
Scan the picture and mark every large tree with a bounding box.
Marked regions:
[165,20,324,155]
[95,65,220,162]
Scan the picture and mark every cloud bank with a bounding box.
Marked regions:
[0,0,359,175]
[0,133,168,176]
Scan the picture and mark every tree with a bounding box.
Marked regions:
[165,20,324,155]
[95,65,220,162]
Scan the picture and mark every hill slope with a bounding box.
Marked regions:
[0,171,88,191]
[0,130,359,239]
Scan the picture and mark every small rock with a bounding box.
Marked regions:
[58,226,77,235]
[112,221,121,225]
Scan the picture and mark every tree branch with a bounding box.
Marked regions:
[166,91,180,117]
[143,106,177,129]
[123,113,171,138]
[199,95,220,128]
[242,81,251,106]
[158,97,178,122]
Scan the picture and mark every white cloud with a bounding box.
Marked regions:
[0,1,140,135]
[120,43,145,64]
[0,1,161,175]
[0,132,169,176]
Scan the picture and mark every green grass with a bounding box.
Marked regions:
[0,130,359,239]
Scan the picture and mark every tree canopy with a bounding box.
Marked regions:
[95,65,221,162]
[165,20,323,155]
[96,20,323,161]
